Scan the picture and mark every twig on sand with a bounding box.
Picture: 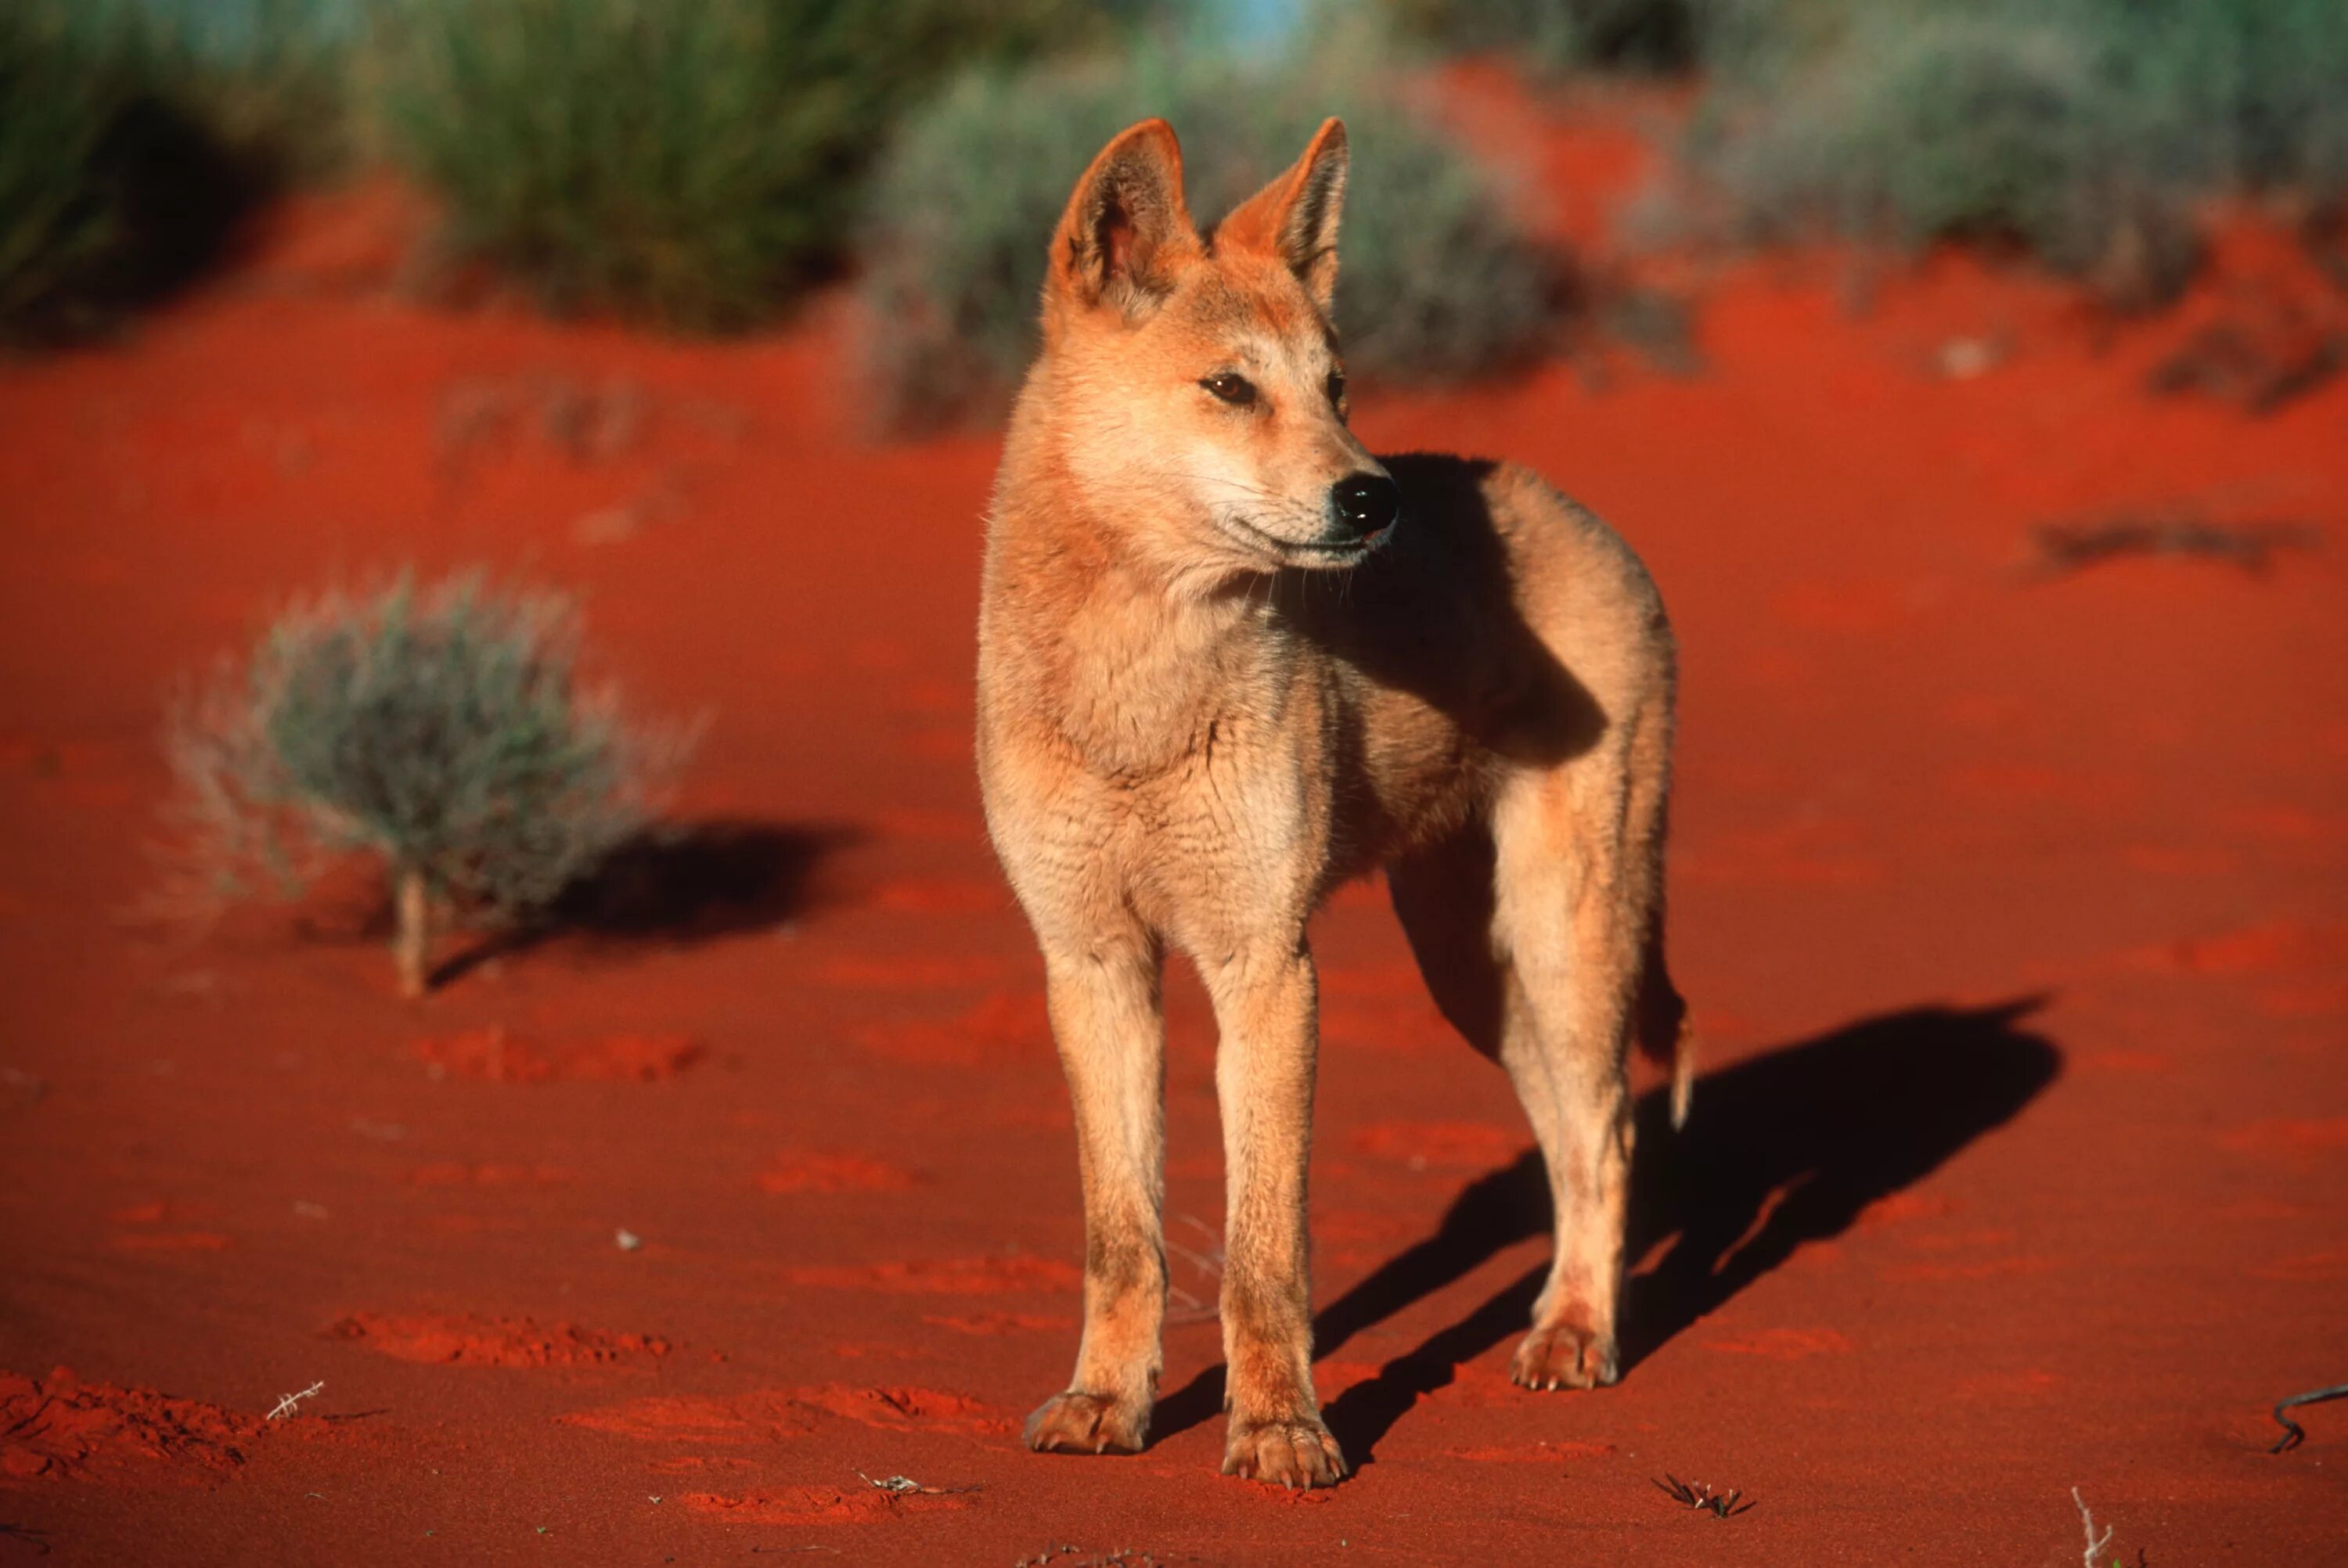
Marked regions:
[855,1469,983,1501]
[1653,1474,1755,1518]
[2270,1380,2348,1454]
[268,1381,324,1421]
[2073,1487,2114,1568]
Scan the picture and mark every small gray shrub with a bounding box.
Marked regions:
[164,572,682,995]
[859,41,1569,430]
[1682,0,2348,304]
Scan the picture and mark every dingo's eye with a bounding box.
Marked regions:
[1326,369,1347,406]
[1201,372,1257,406]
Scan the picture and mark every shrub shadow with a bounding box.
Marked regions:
[1151,997,2061,1467]
[432,818,857,986]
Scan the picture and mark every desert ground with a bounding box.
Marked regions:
[2,103,2346,1566]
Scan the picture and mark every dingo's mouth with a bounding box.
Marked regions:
[1217,512,1395,570]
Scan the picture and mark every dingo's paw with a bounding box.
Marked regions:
[1222,1414,1346,1489]
[1510,1322,1619,1390]
[1023,1390,1147,1455]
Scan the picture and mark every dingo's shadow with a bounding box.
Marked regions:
[1151,997,2060,1466]
[431,818,858,987]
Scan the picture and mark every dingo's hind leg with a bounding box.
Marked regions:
[1490,704,1670,1389]
[1392,704,1669,1390]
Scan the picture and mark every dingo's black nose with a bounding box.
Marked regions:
[1331,472,1399,540]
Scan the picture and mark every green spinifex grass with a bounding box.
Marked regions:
[0,0,349,346]
[380,0,1102,331]
[0,13,128,343]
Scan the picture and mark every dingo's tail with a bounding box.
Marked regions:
[1638,922,1695,1130]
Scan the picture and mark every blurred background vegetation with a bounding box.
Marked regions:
[6,0,2346,408]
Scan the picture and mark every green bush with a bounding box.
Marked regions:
[92,0,366,175]
[0,0,369,346]
[380,0,1111,331]
[164,573,684,996]
[1388,0,1705,74]
[0,14,129,343]
[0,5,284,346]
[860,42,1569,429]
[1684,0,2348,302]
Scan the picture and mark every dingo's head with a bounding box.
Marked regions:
[1029,117,1396,581]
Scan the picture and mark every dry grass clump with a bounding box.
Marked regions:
[163,571,686,995]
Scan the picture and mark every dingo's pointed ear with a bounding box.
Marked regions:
[1046,118,1197,323]
[1216,117,1348,312]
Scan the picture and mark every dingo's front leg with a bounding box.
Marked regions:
[1203,942,1345,1488]
[1025,933,1168,1456]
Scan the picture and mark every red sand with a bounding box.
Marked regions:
[412,1027,705,1084]
[326,1313,670,1369]
[0,1368,274,1487]
[2,104,2346,1562]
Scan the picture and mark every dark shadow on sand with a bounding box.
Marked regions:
[430,818,858,987]
[1151,997,2061,1467]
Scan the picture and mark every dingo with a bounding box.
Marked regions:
[976,117,1690,1488]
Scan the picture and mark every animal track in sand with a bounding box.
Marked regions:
[1880,1256,2058,1283]
[1673,821,1883,888]
[647,1454,755,1474]
[790,1384,1009,1433]
[816,954,1008,989]
[1449,1439,1619,1462]
[110,1232,234,1252]
[562,1385,1008,1443]
[403,1162,576,1186]
[1,1367,279,1485]
[2251,1246,2348,1282]
[921,1311,1071,1336]
[1314,1209,1419,1265]
[857,991,1049,1065]
[785,1255,1081,1294]
[1854,1192,1956,1228]
[681,1483,977,1524]
[1351,1120,1525,1171]
[106,1199,232,1253]
[2217,1117,2348,1160]
[1771,577,1924,635]
[1319,1002,1458,1054]
[1944,761,2140,811]
[2132,919,2348,976]
[871,878,1010,915]
[412,1027,704,1084]
[867,806,986,843]
[904,729,971,764]
[1310,1361,1385,1399]
[756,1152,922,1194]
[328,1312,669,1368]
[1952,1368,2062,1400]
[2257,982,2348,1018]
[560,1392,813,1444]
[1701,1328,1853,1359]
